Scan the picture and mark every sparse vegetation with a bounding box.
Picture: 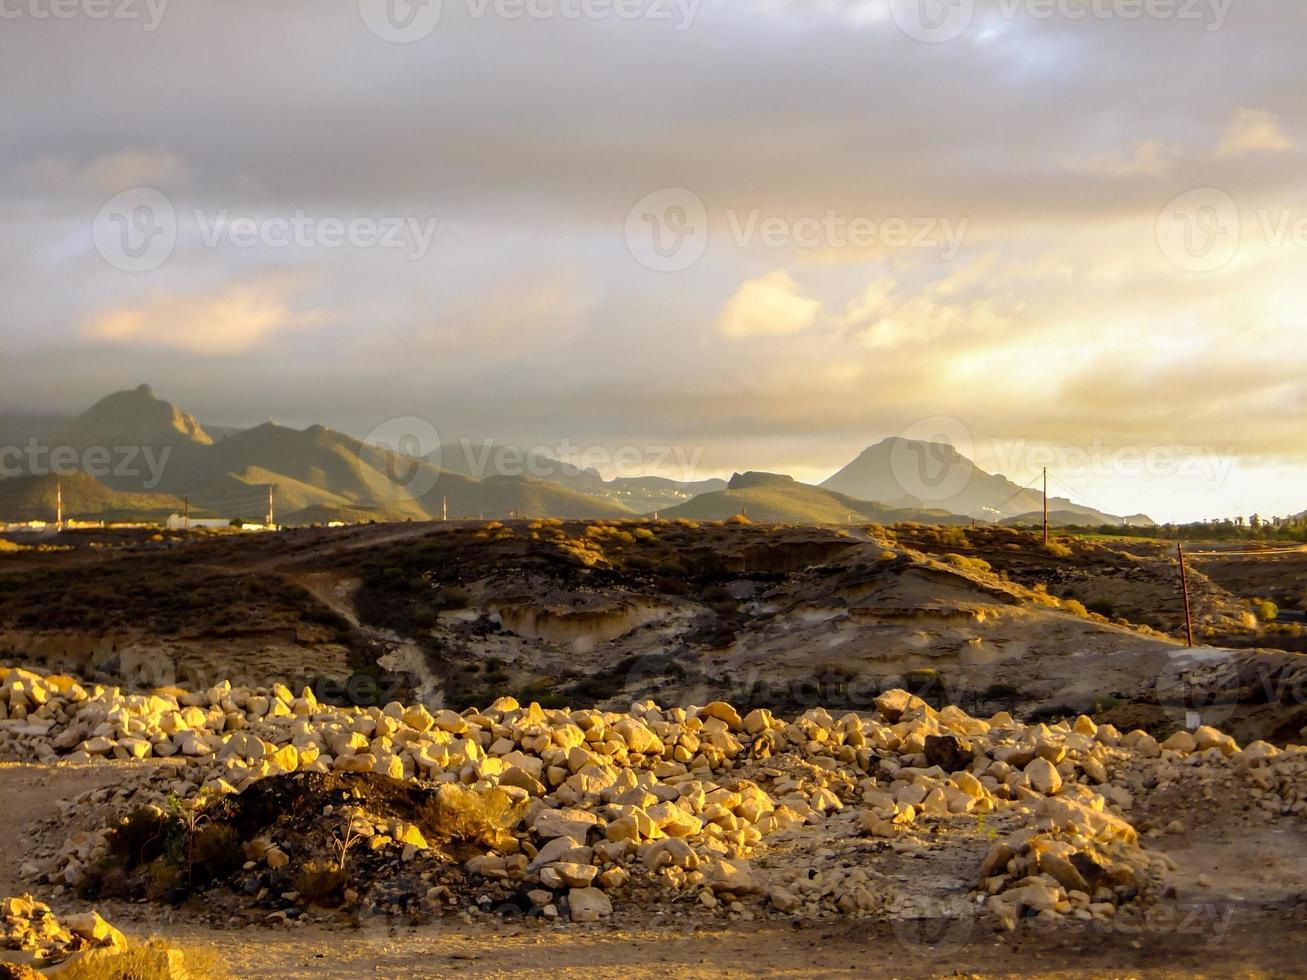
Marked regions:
[1043,540,1073,558]
[1250,598,1279,623]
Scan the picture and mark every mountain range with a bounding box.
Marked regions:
[0,385,1153,528]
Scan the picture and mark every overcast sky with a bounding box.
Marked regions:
[1,0,1303,521]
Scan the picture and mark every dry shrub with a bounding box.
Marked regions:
[1043,540,1073,558]
[424,784,526,851]
[294,860,348,906]
[943,553,992,574]
[189,824,245,884]
[725,513,751,525]
[100,807,172,871]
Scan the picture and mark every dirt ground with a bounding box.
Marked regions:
[4,763,1305,979]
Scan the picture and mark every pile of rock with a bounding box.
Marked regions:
[2,663,1304,929]
[0,894,125,970]
[978,792,1162,930]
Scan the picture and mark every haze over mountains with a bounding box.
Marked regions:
[0,386,1152,527]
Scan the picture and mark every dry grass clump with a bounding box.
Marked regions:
[294,860,348,906]
[424,784,526,852]
[1043,540,1073,558]
[943,553,992,575]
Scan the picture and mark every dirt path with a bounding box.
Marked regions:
[117,909,1307,978]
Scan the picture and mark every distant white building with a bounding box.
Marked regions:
[165,514,236,531]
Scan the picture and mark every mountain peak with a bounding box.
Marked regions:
[65,386,212,448]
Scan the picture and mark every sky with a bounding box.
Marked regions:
[1,0,1304,523]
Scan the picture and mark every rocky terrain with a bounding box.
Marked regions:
[0,659,1301,975]
[1,520,1306,974]
[3,520,1306,748]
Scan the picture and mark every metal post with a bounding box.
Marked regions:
[1177,542,1195,648]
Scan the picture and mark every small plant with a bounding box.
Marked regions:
[1250,598,1279,624]
[332,813,365,871]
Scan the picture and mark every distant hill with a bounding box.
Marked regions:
[0,387,1157,528]
[661,472,970,525]
[0,471,184,522]
[822,437,1146,525]
[435,442,726,513]
[1000,510,1157,529]
[0,388,639,525]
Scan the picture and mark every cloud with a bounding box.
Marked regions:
[2,3,1307,520]
[1215,108,1292,159]
[82,277,329,355]
[1066,140,1183,178]
[717,271,822,338]
[19,148,189,195]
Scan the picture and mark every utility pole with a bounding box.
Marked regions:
[441,496,448,522]
[266,486,274,529]
[183,496,190,532]
[55,479,63,531]
[1042,467,1049,547]
[1177,542,1195,648]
